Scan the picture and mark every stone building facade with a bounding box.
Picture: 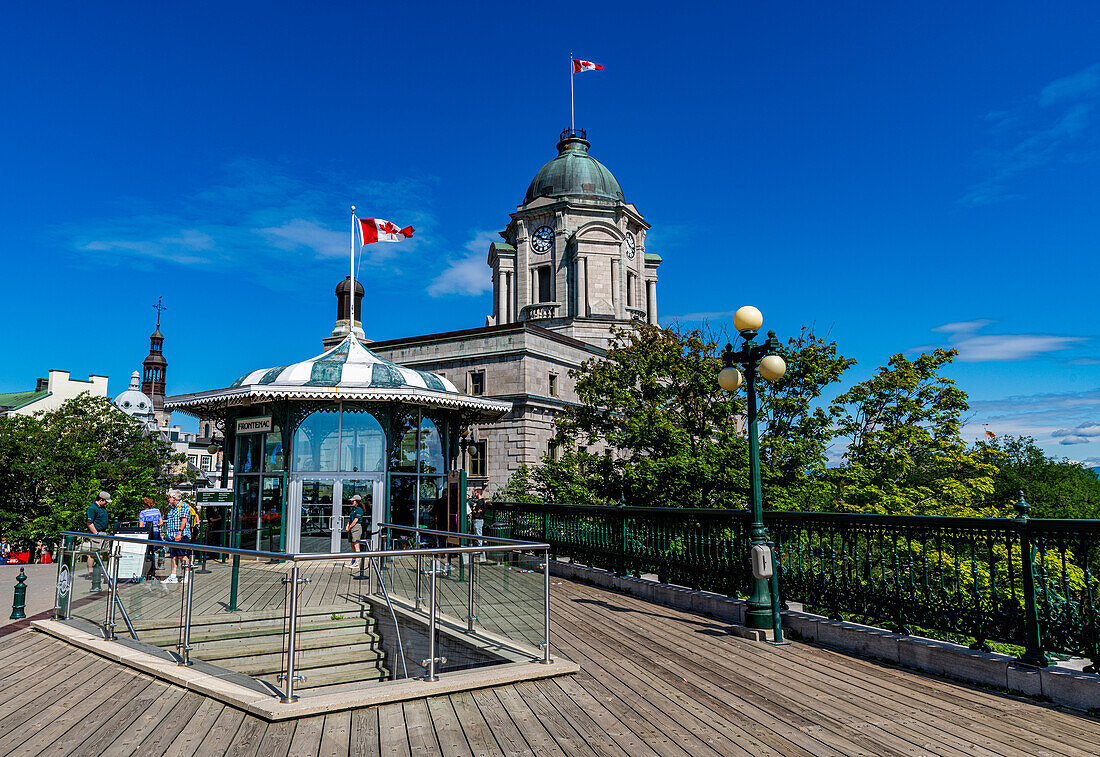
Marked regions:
[362,129,659,494]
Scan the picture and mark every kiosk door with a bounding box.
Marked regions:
[288,475,384,553]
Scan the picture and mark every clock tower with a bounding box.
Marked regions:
[487,128,660,349]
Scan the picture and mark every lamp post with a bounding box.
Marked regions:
[718,306,786,630]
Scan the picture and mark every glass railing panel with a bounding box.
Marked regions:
[473,547,546,652]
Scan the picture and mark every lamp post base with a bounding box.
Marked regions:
[745,576,773,630]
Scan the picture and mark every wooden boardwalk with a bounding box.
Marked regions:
[5,577,1100,756]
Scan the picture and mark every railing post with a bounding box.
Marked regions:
[415,553,423,611]
[1016,494,1049,667]
[615,500,626,577]
[227,554,240,612]
[280,564,302,702]
[178,562,195,666]
[105,543,120,640]
[541,548,553,664]
[426,560,439,681]
[467,549,477,633]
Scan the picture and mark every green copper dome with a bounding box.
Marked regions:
[524,130,625,205]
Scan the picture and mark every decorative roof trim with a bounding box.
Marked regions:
[165,385,511,418]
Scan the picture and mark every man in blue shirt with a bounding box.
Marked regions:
[85,491,110,575]
[162,490,191,584]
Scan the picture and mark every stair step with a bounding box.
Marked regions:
[220,642,385,676]
[189,629,382,660]
[129,602,371,631]
[258,658,393,689]
[140,616,375,646]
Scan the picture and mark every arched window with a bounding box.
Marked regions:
[340,407,386,473]
[418,416,444,474]
[291,409,340,472]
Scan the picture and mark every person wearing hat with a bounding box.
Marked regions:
[85,491,111,575]
[344,494,365,568]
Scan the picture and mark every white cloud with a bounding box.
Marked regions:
[932,319,994,335]
[961,63,1100,206]
[1059,435,1092,445]
[260,219,346,259]
[426,231,496,297]
[1040,64,1100,107]
[1053,423,1100,439]
[64,158,439,290]
[953,334,1086,362]
[923,319,1086,362]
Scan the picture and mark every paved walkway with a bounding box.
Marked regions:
[2,575,1099,755]
[0,563,58,639]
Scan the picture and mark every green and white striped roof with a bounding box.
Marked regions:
[165,335,510,418]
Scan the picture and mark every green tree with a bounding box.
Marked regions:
[515,324,855,510]
[829,349,1000,516]
[542,324,747,507]
[972,434,1100,518]
[0,394,185,542]
[755,328,856,510]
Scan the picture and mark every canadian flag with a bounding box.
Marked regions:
[358,218,415,245]
[573,59,603,73]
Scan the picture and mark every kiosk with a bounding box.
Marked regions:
[166,335,509,555]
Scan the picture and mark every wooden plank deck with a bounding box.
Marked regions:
[6,577,1100,756]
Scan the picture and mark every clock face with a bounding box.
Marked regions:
[625,231,636,259]
[532,225,554,253]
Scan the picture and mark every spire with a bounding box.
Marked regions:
[142,298,168,423]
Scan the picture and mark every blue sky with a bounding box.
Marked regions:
[1,2,1098,465]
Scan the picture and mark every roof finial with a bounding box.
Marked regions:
[152,296,167,329]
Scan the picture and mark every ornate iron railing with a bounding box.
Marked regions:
[486,501,1100,667]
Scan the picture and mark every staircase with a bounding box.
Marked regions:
[130,603,393,693]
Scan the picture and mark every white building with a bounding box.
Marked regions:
[0,370,109,417]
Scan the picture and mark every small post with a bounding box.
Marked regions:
[106,543,120,640]
[227,554,240,612]
[178,562,195,666]
[1015,492,1049,667]
[467,550,477,633]
[9,567,27,620]
[426,561,439,681]
[541,549,552,664]
[765,541,789,646]
[280,564,301,702]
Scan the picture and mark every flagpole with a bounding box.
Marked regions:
[570,52,575,132]
[349,205,357,336]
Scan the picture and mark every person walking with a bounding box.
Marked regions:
[162,490,191,584]
[138,496,163,580]
[469,487,487,561]
[85,491,111,575]
[345,494,365,568]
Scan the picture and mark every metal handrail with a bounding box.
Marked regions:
[59,529,548,561]
[56,524,555,700]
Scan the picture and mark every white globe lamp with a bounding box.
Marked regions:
[733,306,764,333]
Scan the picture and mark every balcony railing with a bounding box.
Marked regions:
[625,306,649,323]
[519,302,562,321]
[485,501,1100,668]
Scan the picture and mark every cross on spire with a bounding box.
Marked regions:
[153,296,167,328]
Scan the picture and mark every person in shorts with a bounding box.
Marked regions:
[163,490,191,584]
[138,496,163,580]
[85,491,111,575]
[345,494,365,568]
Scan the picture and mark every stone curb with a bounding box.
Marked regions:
[549,559,1100,711]
[30,618,579,720]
